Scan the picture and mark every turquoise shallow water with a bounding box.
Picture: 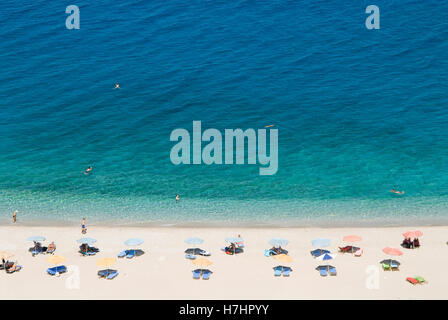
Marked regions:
[1,1,448,226]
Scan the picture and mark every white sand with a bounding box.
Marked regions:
[0,225,446,299]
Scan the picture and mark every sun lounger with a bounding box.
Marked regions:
[47,265,67,275]
[107,271,119,279]
[319,268,328,276]
[354,249,363,257]
[6,265,22,274]
[406,277,418,285]
[117,250,127,258]
[98,269,118,278]
[283,267,292,277]
[126,250,136,259]
[185,254,196,260]
[274,266,282,277]
[193,269,201,279]
[415,276,425,284]
[390,262,399,270]
[329,266,337,276]
[202,270,211,280]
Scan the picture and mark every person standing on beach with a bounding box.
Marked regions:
[81,218,87,234]
[12,211,17,223]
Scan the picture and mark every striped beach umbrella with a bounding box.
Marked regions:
[316,253,336,261]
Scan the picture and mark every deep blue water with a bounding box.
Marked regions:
[1,0,448,226]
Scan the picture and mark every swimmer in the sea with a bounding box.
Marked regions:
[391,188,405,195]
[84,166,92,175]
[176,194,180,202]
[114,83,120,89]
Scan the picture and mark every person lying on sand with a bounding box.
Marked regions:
[47,241,56,253]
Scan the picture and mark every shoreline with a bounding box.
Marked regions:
[2,218,448,229]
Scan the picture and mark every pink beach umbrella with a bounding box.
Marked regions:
[382,247,403,256]
[402,231,423,238]
[343,235,362,242]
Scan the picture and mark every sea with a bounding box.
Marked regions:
[1,0,448,227]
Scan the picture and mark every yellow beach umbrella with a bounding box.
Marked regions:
[192,257,212,268]
[0,251,14,260]
[273,254,293,263]
[97,257,116,268]
[46,255,66,265]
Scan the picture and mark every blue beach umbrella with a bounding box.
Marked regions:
[77,237,97,245]
[269,238,289,247]
[184,237,204,245]
[124,238,144,246]
[27,236,46,242]
[312,238,331,248]
[225,237,243,244]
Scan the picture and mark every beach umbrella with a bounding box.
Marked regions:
[225,237,244,254]
[312,238,331,248]
[184,237,204,245]
[273,254,293,263]
[0,251,14,260]
[402,231,423,238]
[269,238,289,247]
[343,235,362,242]
[124,238,144,246]
[46,255,66,265]
[382,247,403,256]
[192,257,212,268]
[77,237,97,245]
[97,257,116,268]
[310,249,330,257]
[316,253,336,261]
[225,237,243,244]
[27,236,46,242]
[382,247,403,267]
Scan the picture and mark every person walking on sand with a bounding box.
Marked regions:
[81,218,87,234]
[12,211,17,223]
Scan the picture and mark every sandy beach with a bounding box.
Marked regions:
[0,224,446,300]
